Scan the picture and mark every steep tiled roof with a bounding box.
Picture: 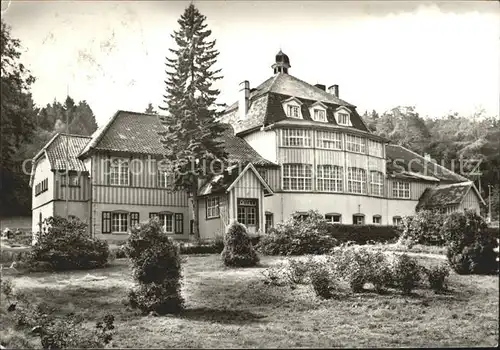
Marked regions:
[416,181,485,210]
[386,144,469,183]
[223,73,369,135]
[79,110,277,167]
[47,134,91,172]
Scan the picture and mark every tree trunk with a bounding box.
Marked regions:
[192,180,200,241]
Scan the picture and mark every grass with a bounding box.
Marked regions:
[1,254,498,348]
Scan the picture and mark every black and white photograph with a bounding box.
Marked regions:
[0,0,499,348]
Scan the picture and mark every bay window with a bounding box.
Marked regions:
[283,164,313,191]
[370,171,384,196]
[316,131,342,150]
[348,167,367,194]
[316,165,343,192]
[282,129,311,147]
[392,181,410,198]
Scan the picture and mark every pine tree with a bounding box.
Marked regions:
[158,4,227,240]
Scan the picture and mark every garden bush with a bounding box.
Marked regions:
[391,254,421,294]
[221,221,259,267]
[325,224,402,245]
[257,210,338,255]
[25,216,109,271]
[330,246,392,293]
[426,264,450,293]
[442,210,497,275]
[125,219,184,314]
[310,267,340,299]
[399,210,446,247]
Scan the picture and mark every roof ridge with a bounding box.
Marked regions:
[387,144,469,182]
[58,133,92,139]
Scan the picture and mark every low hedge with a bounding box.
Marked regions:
[325,224,402,244]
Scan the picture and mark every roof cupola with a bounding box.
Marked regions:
[272,50,291,74]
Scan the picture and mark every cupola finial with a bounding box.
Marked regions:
[272,50,290,74]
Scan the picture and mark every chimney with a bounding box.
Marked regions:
[239,80,250,120]
[328,84,339,98]
[424,153,431,161]
[314,83,326,91]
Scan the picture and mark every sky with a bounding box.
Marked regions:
[2,0,499,126]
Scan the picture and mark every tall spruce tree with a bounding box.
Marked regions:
[159,4,227,239]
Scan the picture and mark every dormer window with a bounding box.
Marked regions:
[282,97,303,119]
[313,109,326,122]
[338,113,349,125]
[287,105,300,118]
[334,106,352,126]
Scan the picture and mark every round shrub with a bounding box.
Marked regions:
[391,254,421,294]
[426,264,450,293]
[257,210,338,255]
[221,221,259,267]
[399,210,446,247]
[310,267,338,299]
[125,219,183,314]
[27,216,109,271]
[442,210,497,275]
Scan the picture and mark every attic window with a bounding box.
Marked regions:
[287,105,300,118]
[313,109,326,122]
[337,112,350,126]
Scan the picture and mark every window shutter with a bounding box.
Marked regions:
[175,213,183,234]
[102,211,111,233]
[105,157,110,185]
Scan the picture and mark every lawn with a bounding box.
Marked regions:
[1,254,498,348]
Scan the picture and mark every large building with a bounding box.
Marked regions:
[30,51,485,240]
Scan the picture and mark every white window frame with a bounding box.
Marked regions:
[373,215,382,224]
[282,129,312,147]
[392,181,411,199]
[316,165,343,192]
[158,171,172,189]
[346,134,366,154]
[316,131,342,150]
[313,108,327,122]
[335,107,352,126]
[325,214,342,224]
[370,171,384,196]
[353,214,365,225]
[111,212,128,233]
[110,158,129,186]
[368,140,383,157]
[206,196,220,219]
[282,164,313,191]
[159,213,174,233]
[348,167,367,194]
[393,216,403,226]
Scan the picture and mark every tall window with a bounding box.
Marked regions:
[393,181,410,198]
[111,213,128,233]
[316,165,343,192]
[337,112,350,125]
[346,134,366,153]
[130,212,140,227]
[158,171,172,188]
[313,108,326,122]
[174,213,184,234]
[369,140,383,157]
[237,199,258,227]
[283,164,313,191]
[159,213,173,233]
[316,131,342,150]
[102,212,111,234]
[348,167,366,194]
[206,196,220,219]
[265,212,274,232]
[282,129,311,147]
[370,171,384,196]
[287,105,301,118]
[110,158,129,186]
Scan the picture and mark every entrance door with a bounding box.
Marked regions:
[237,198,259,234]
